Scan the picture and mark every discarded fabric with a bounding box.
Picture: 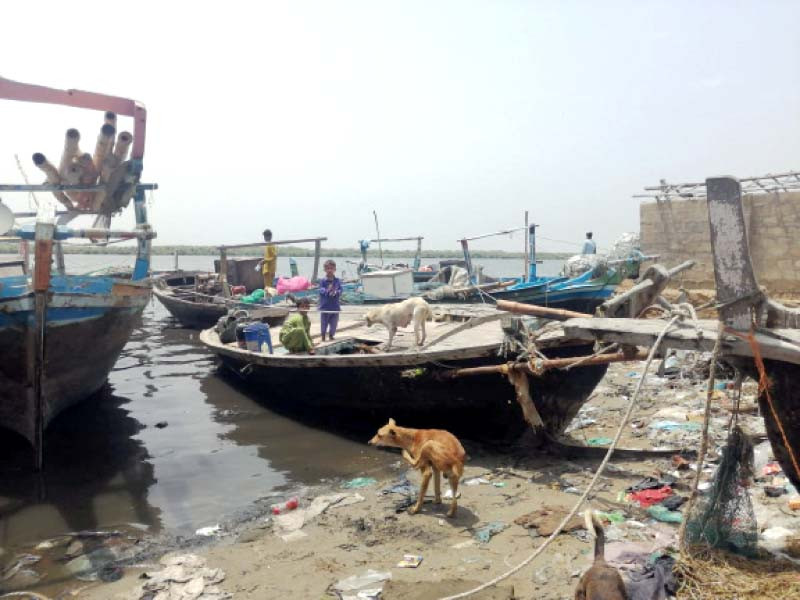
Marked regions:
[342,477,377,489]
[195,525,222,537]
[381,476,415,496]
[659,495,687,511]
[587,437,614,447]
[628,487,673,508]
[133,554,230,600]
[274,493,364,536]
[649,420,701,432]
[332,569,391,600]
[474,521,507,543]
[647,505,683,523]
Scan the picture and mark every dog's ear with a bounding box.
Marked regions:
[388,418,396,426]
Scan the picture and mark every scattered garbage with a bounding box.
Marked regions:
[789,498,800,511]
[342,477,377,489]
[195,524,222,537]
[381,476,415,496]
[443,489,461,499]
[627,486,673,508]
[274,493,364,540]
[464,477,490,486]
[649,420,701,432]
[492,482,507,488]
[474,521,507,543]
[271,496,299,515]
[514,507,584,536]
[396,554,423,568]
[587,437,614,447]
[596,510,626,524]
[647,505,683,523]
[155,421,169,429]
[332,569,391,600]
[132,554,230,599]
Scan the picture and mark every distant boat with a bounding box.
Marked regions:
[0,76,157,465]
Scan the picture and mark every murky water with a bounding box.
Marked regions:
[0,253,562,591]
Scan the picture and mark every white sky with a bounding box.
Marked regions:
[1,1,798,253]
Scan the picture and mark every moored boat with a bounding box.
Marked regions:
[199,304,608,441]
[0,76,157,465]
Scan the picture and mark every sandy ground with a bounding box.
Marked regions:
[14,359,800,600]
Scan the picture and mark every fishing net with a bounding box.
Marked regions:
[561,254,607,278]
[684,425,758,557]
[607,232,641,261]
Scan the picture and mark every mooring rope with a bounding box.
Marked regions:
[438,313,684,600]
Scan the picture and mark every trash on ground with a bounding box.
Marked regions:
[464,477,490,486]
[587,437,614,447]
[195,524,222,537]
[596,510,626,524]
[628,487,673,508]
[492,482,507,488]
[131,553,231,600]
[443,489,461,499]
[789,498,800,511]
[514,507,584,536]
[396,554,423,568]
[381,476,415,496]
[649,420,701,432]
[342,477,377,489]
[625,554,677,600]
[332,569,391,600]
[274,493,363,536]
[271,496,299,515]
[474,521,507,543]
[647,505,683,523]
[660,495,687,511]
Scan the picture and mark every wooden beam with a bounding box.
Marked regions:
[496,299,592,320]
[706,176,761,330]
[218,237,328,251]
[445,350,649,378]
[312,239,322,283]
[32,222,55,471]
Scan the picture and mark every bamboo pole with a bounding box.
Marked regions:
[312,239,322,283]
[495,299,592,320]
[104,110,117,128]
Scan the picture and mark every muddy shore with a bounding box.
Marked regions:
[8,357,790,600]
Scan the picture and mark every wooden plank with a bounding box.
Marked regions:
[562,317,800,366]
[706,176,760,329]
[219,237,328,251]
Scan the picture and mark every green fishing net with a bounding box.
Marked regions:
[685,426,758,557]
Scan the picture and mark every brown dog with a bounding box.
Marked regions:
[575,510,628,600]
[368,418,465,517]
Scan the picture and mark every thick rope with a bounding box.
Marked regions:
[438,314,682,600]
[678,321,723,548]
[0,593,53,600]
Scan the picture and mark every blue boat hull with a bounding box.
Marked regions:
[0,276,149,444]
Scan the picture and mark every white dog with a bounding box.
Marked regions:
[365,297,433,350]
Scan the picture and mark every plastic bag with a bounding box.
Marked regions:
[276,276,310,295]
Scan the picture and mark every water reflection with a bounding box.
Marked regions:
[0,385,160,550]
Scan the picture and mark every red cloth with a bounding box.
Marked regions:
[628,486,672,507]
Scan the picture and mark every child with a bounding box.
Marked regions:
[279,297,314,354]
[319,259,342,341]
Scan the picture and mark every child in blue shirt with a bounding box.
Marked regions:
[319,259,342,340]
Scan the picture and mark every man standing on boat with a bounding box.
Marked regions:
[258,229,278,292]
[582,232,597,255]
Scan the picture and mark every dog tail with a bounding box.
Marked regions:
[585,510,606,563]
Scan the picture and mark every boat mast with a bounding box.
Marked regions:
[373,211,383,267]
[523,211,529,282]
[528,223,538,281]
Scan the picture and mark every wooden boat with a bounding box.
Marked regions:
[0,76,157,466]
[152,270,289,329]
[199,305,608,441]
[153,238,329,328]
[536,175,800,492]
[356,236,439,283]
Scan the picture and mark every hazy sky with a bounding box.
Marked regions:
[2,1,798,254]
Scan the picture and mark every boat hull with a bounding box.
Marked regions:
[212,343,608,441]
[154,285,229,329]
[0,278,149,444]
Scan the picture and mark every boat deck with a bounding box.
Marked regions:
[199,304,508,367]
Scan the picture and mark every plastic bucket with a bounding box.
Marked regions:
[244,323,273,354]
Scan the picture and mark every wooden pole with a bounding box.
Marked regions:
[495,299,592,320]
[219,247,230,297]
[373,210,383,266]
[93,123,116,173]
[312,239,322,283]
[58,129,81,176]
[32,153,73,209]
[446,350,649,379]
[32,222,54,471]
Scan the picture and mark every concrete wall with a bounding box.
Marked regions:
[640,191,800,294]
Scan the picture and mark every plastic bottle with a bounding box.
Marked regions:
[271,496,299,515]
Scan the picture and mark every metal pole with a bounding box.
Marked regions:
[173,250,179,271]
[460,239,473,279]
[312,239,322,283]
[373,211,383,266]
[523,211,529,282]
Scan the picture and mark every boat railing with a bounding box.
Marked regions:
[216,236,328,297]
